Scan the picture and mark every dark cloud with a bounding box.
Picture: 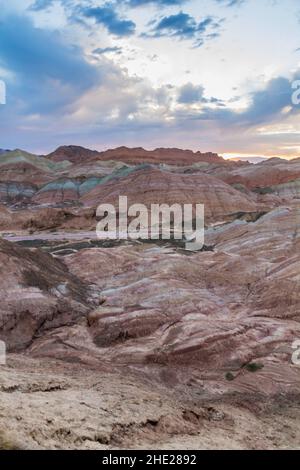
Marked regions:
[81,4,136,37]
[30,0,188,9]
[125,0,187,5]
[241,77,293,126]
[177,83,224,105]
[29,0,76,11]
[143,12,222,46]
[29,1,228,44]
[29,0,246,11]
[30,1,136,37]
[214,0,246,6]
[93,46,123,55]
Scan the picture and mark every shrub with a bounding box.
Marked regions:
[225,372,235,381]
[245,362,264,373]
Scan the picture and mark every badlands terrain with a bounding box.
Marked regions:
[0,146,300,449]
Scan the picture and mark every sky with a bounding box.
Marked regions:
[1,0,300,158]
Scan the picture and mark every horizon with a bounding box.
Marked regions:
[0,144,297,162]
[1,0,300,157]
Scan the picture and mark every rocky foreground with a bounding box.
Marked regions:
[0,146,299,449]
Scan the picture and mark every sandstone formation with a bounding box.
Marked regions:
[80,166,258,222]
[25,205,299,395]
[213,158,300,198]
[47,145,224,166]
[0,145,300,449]
[0,238,95,351]
[46,145,99,164]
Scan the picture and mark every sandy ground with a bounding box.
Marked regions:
[1,354,300,450]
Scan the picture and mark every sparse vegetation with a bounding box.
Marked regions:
[253,187,275,195]
[0,430,20,450]
[225,372,235,381]
[245,362,264,373]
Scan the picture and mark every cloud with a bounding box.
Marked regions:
[240,77,293,126]
[144,12,222,46]
[0,10,176,149]
[1,48,298,157]
[29,1,137,37]
[29,0,188,10]
[93,46,123,55]
[125,0,187,6]
[214,0,246,6]
[117,0,244,8]
[29,0,77,12]
[81,3,136,37]
[28,1,225,45]
[175,76,295,129]
[0,13,100,114]
[1,1,297,159]
[177,83,205,103]
[29,0,55,10]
